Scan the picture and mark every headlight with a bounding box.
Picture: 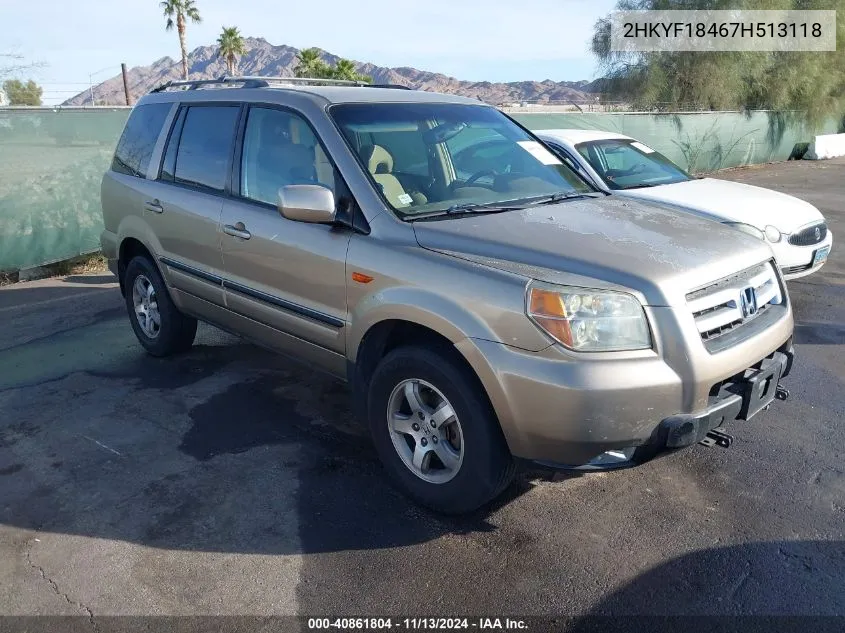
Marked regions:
[527,283,652,352]
[724,222,765,241]
[764,225,782,243]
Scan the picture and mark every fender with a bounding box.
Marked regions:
[347,286,500,363]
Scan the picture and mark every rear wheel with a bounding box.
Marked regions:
[367,345,515,514]
[123,255,197,357]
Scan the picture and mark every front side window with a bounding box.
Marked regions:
[575,139,691,190]
[172,105,240,192]
[331,103,593,217]
[112,102,171,178]
[240,107,336,206]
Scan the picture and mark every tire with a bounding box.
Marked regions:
[123,255,197,357]
[367,344,515,514]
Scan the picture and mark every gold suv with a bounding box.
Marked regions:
[101,77,794,513]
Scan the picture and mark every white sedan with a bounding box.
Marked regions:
[536,128,833,280]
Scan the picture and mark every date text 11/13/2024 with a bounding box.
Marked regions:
[307,617,529,630]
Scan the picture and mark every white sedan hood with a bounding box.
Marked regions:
[618,177,824,233]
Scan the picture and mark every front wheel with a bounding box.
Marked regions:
[367,345,515,514]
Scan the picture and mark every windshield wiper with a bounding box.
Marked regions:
[524,191,600,206]
[405,192,603,222]
[406,201,525,221]
[618,183,660,190]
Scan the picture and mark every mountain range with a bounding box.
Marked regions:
[65,37,603,106]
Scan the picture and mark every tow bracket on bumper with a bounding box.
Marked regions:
[699,384,789,449]
[663,349,793,450]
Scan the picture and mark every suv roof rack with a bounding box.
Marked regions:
[150,75,413,94]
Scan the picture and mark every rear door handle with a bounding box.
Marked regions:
[223,222,251,240]
[144,199,164,214]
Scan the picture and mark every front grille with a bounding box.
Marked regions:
[686,262,785,351]
[788,222,827,246]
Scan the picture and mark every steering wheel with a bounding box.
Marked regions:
[621,163,647,176]
[463,169,497,186]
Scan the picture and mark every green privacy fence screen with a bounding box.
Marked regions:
[0,108,131,272]
[0,107,837,272]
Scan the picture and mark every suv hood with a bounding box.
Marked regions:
[617,177,823,233]
[412,196,775,307]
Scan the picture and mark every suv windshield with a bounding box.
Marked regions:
[575,139,692,190]
[330,103,594,217]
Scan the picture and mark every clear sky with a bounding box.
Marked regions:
[2,0,619,105]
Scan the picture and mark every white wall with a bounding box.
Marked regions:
[806,133,845,160]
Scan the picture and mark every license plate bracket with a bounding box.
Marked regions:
[738,357,783,421]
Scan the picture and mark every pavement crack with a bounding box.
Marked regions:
[26,541,97,629]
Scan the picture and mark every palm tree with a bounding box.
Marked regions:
[161,0,202,80]
[217,26,246,75]
[332,58,370,83]
[332,59,357,80]
[294,47,331,79]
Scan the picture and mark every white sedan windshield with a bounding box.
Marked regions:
[575,139,692,190]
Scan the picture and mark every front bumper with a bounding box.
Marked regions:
[531,345,794,470]
[456,305,794,467]
[774,230,833,280]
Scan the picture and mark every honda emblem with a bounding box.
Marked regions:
[740,287,758,318]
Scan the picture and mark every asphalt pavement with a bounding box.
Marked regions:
[0,158,843,625]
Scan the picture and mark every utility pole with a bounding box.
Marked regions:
[121,63,131,106]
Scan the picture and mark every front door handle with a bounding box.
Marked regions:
[223,222,251,240]
[144,199,164,213]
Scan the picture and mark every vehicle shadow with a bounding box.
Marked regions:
[565,540,845,629]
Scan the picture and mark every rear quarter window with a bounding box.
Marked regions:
[172,105,240,192]
[111,103,172,178]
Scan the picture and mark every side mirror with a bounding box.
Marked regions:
[278,184,337,224]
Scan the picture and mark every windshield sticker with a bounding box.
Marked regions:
[630,141,656,154]
[517,141,563,165]
[397,193,413,205]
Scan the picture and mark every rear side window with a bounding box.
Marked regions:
[111,103,171,178]
[171,105,240,192]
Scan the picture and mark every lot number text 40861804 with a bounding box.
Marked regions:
[306,618,528,630]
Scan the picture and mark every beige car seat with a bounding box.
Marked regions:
[361,145,427,208]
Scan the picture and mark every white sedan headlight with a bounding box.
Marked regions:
[764,225,782,243]
[527,283,652,352]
